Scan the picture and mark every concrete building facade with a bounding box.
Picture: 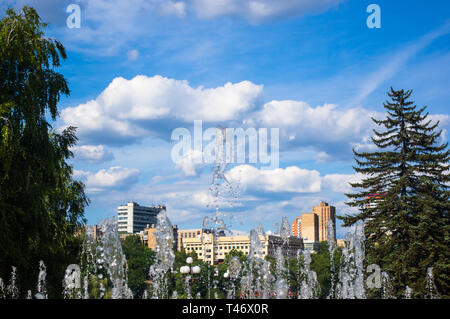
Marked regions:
[291,202,337,251]
[312,201,336,242]
[117,202,165,234]
[300,213,319,242]
[291,217,302,237]
[180,232,303,265]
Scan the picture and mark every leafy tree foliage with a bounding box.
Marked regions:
[0,7,88,297]
[121,235,156,298]
[310,242,342,298]
[340,88,449,298]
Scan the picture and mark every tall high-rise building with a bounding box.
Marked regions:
[291,216,302,237]
[300,213,319,242]
[291,213,319,251]
[291,201,337,250]
[312,201,336,242]
[117,202,165,234]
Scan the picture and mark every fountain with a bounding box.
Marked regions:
[327,219,337,299]
[98,217,133,299]
[425,267,440,299]
[381,272,396,299]
[35,261,48,299]
[298,250,320,299]
[0,278,4,298]
[335,220,366,299]
[148,209,175,299]
[0,213,441,299]
[7,266,19,299]
[226,256,241,299]
[404,286,412,299]
[274,247,288,299]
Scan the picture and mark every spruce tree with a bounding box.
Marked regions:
[340,88,449,298]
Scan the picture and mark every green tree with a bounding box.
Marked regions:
[224,248,248,264]
[0,7,88,297]
[121,235,156,298]
[167,249,209,298]
[340,88,449,298]
[310,242,342,298]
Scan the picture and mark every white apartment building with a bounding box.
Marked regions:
[117,202,165,234]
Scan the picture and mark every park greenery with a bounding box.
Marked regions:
[118,237,343,299]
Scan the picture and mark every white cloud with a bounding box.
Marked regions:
[71,145,114,163]
[54,0,156,55]
[224,164,365,195]
[160,1,186,18]
[175,149,206,176]
[7,0,347,57]
[166,208,205,223]
[315,151,332,163]
[74,166,140,192]
[127,49,139,61]
[60,74,450,161]
[226,164,321,193]
[246,100,381,150]
[60,75,263,143]
[429,114,450,128]
[192,0,344,22]
[322,173,364,193]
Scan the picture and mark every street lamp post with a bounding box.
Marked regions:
[180,257,201,299]
[223,270,231,298]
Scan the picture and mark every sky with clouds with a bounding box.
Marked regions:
[2,0,449,238]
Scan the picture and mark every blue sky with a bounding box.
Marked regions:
[2,0,449,238]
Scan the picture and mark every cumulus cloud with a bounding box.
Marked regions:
[62,75,379,154]
[175,149,206,176]
[160,1,186,18]
[74,166,140,192]
[166,208,206,223]
[315,151,333,163]
[60,75,263,144]
[322,173,364,193]
[429,114,450,129]
[192,0,344,23]
[226,164,321,193]
[246,100,380,146]
[60,74,450,159]
[224,164,366,195]
[71,145,114,163]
